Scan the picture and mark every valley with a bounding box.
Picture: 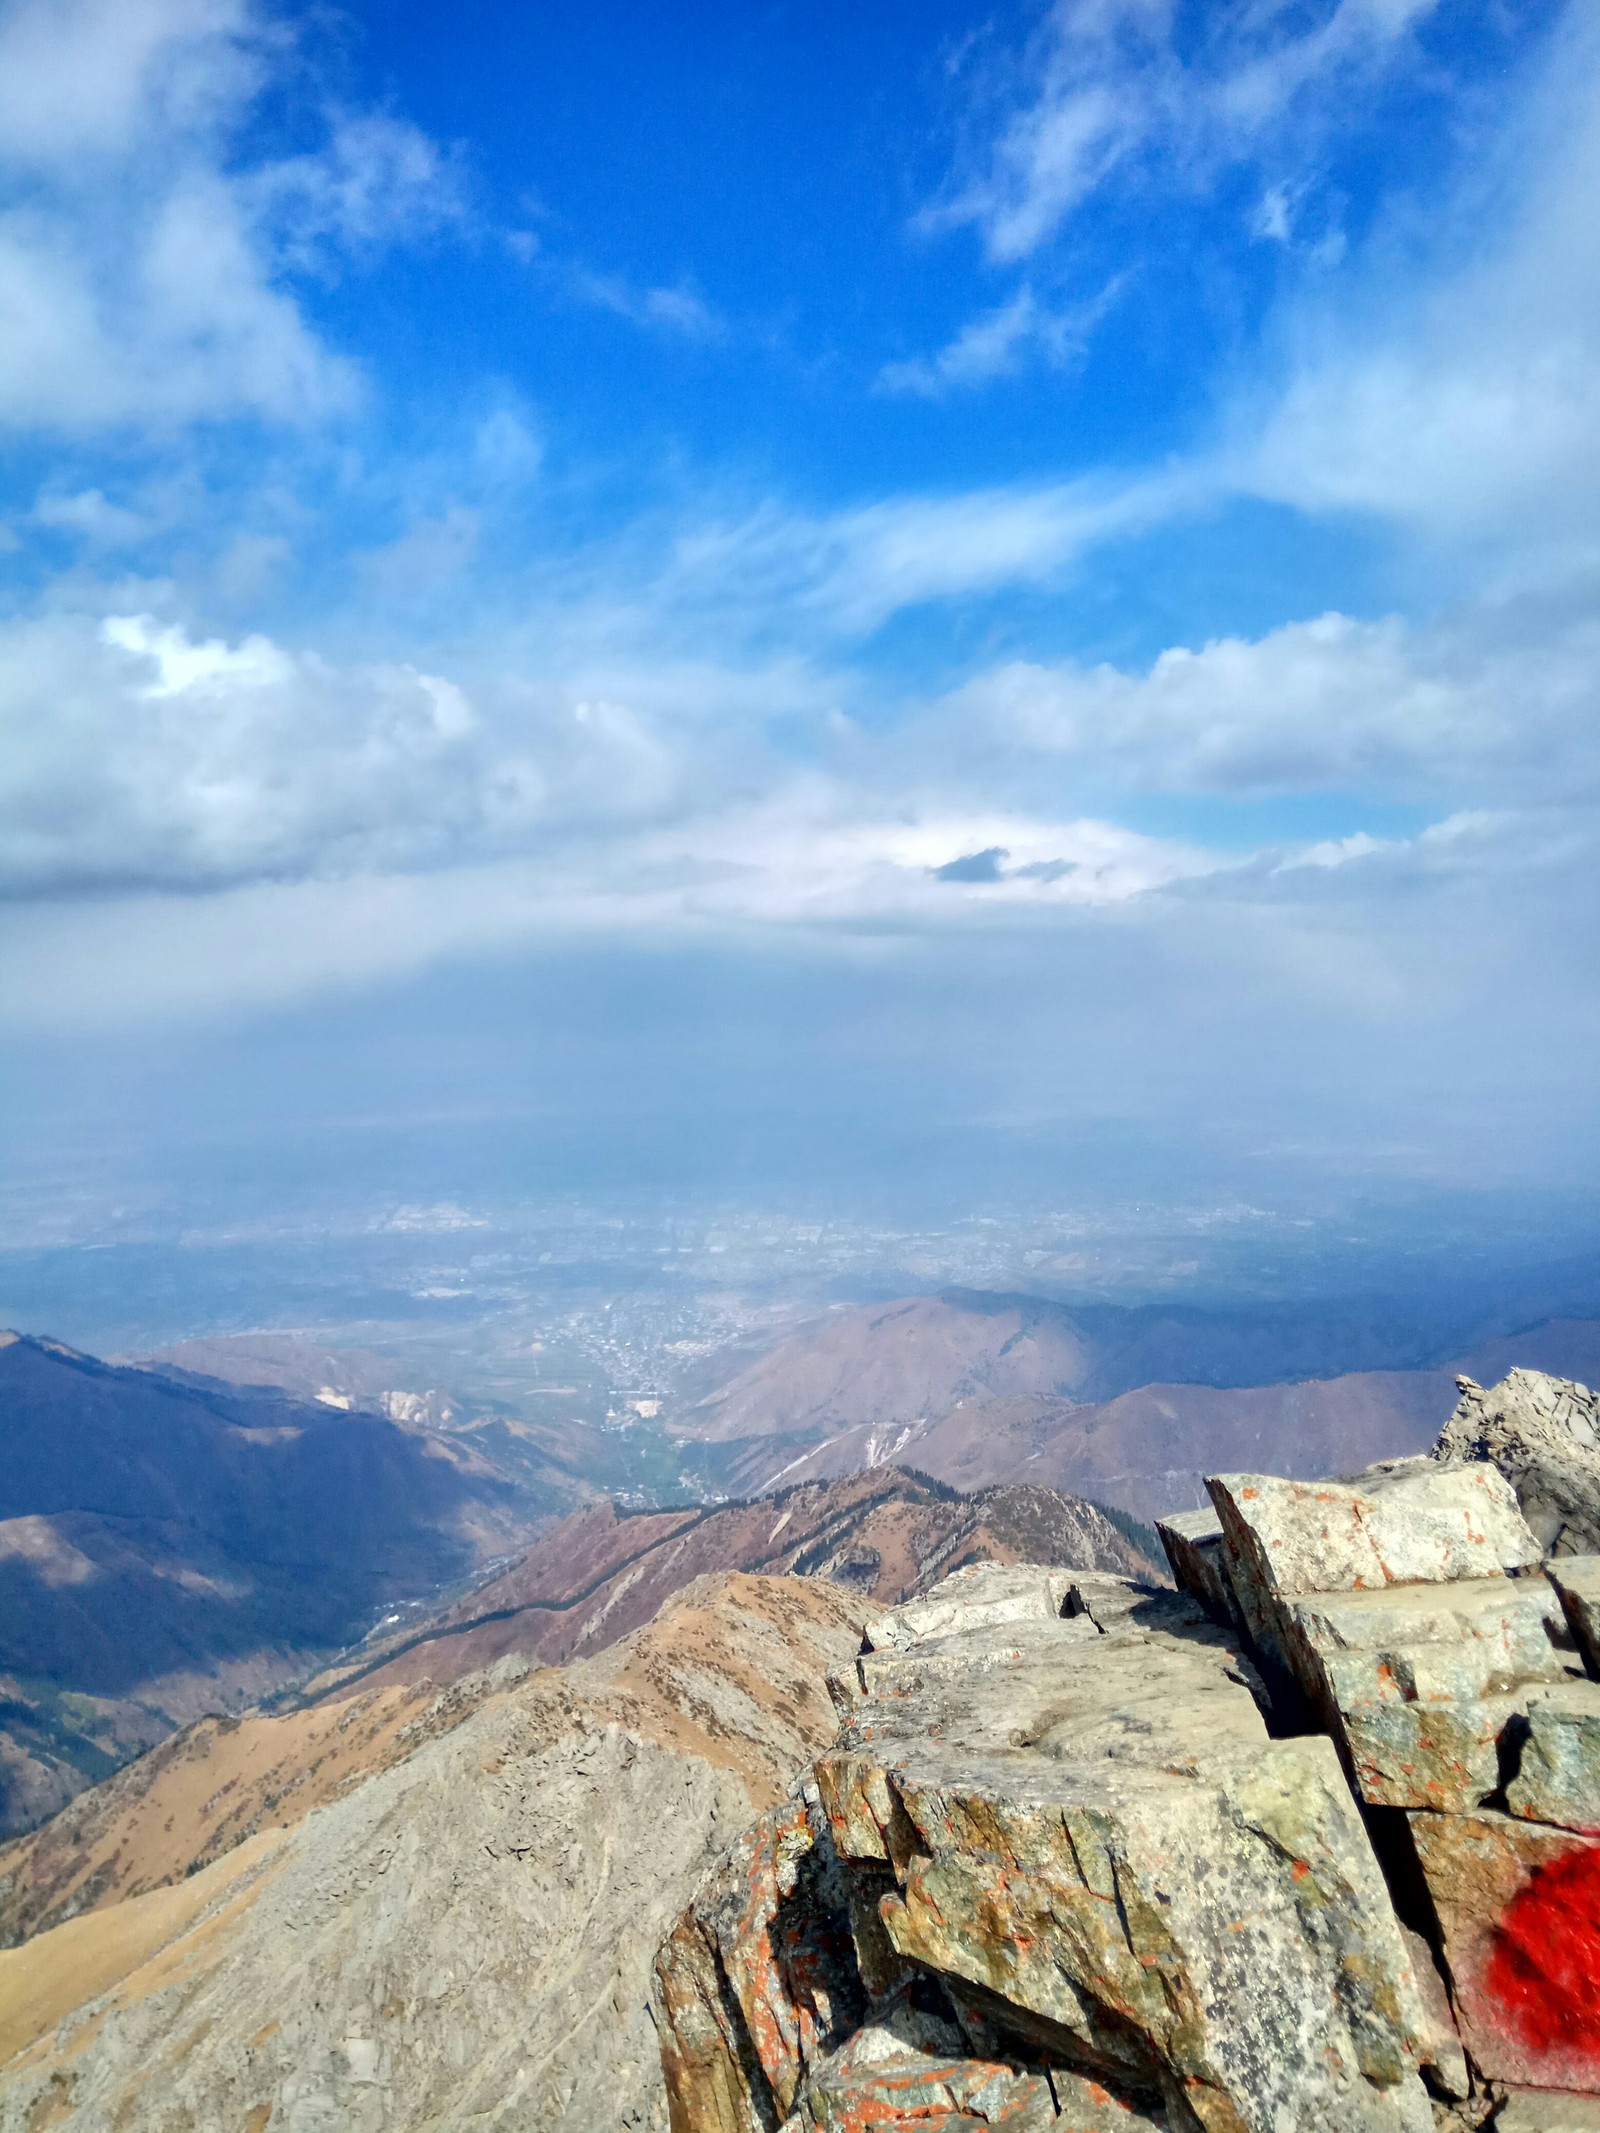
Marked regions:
[11,1240,1600,1840]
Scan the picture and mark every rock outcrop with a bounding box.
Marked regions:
[1439,1368,1600,1557]
[654,1369,1600,2131]
[654,1562,1434,2131]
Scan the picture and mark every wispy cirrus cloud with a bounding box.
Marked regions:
[928,0,1445,263]
[876,277,1123,397]
[567,267,721,339]
[1236,13,1600,559]
[506,233,723,341]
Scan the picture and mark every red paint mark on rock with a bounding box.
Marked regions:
[1487,1843,1600,2059]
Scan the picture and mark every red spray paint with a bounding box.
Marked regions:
[1486,1843,1600,2058]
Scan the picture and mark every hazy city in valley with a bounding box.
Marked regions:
[5,3,1600,2129]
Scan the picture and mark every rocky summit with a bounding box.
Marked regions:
[652,1369,1600,2132]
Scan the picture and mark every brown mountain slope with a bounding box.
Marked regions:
[0,1573,873,2131]
[298,1467,1160,1702]
[726,1369,1461,1520]
[680,1294,1099,1443]
[669,1289,1473,1508]
[674,1287,1456,1453]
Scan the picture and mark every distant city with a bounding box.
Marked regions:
[8,1181,1600,1461]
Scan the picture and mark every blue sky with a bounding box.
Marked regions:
[3,0,1600,1227]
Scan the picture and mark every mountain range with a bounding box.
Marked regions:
[665,1292,1600,1514]
[0,1332,533,1835]
[12,1291,1600,1838]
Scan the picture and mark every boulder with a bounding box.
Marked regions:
[1206,1465,1542,1657]
[1505,1680,1600,1833]
[1273,1575,1578,1811]
[1186,1433,1600,2113]
[1437,1372,1600,1556]
[1154,1508,1241,1628]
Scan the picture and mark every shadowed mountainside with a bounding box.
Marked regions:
[0,1332,535,1836]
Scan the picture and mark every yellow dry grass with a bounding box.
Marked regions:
[0,1680,441,1943]
[0,1829,285,2069]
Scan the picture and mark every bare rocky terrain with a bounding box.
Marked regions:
[654,1366,1600,2132]
[8,1363,1600,2127]
[0,1574,876,2130]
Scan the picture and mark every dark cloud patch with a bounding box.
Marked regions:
[933,846,1008,882]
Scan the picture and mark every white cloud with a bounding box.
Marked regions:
[0,0,459,432]
[252,112,467,266]
[0,612,490,894]
[928,0,1443,262]
[629,801,1216,928]
[31,488,153,545]
[0,788,1227,1026]
[0,606,749,900]
[877,279,1121,397]
[942,600,1600,800]
[0,0,259,167]
[643,467,1193,640]
[0,189,353,429]
[9,569,1591,960]
[356,507,482,603]
[560,263,722,340]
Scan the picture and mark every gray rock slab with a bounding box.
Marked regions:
[1547,1557,1600,1675]
[815,1612,1432,2133]
[1279,1575,1577,1810]
[1062,1572,1206,1635]
[865,1562,1072,1652]
[1205,1465,1542,1691]
[1507,1678,1600,1832]
[1495,2092,1600,2132]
